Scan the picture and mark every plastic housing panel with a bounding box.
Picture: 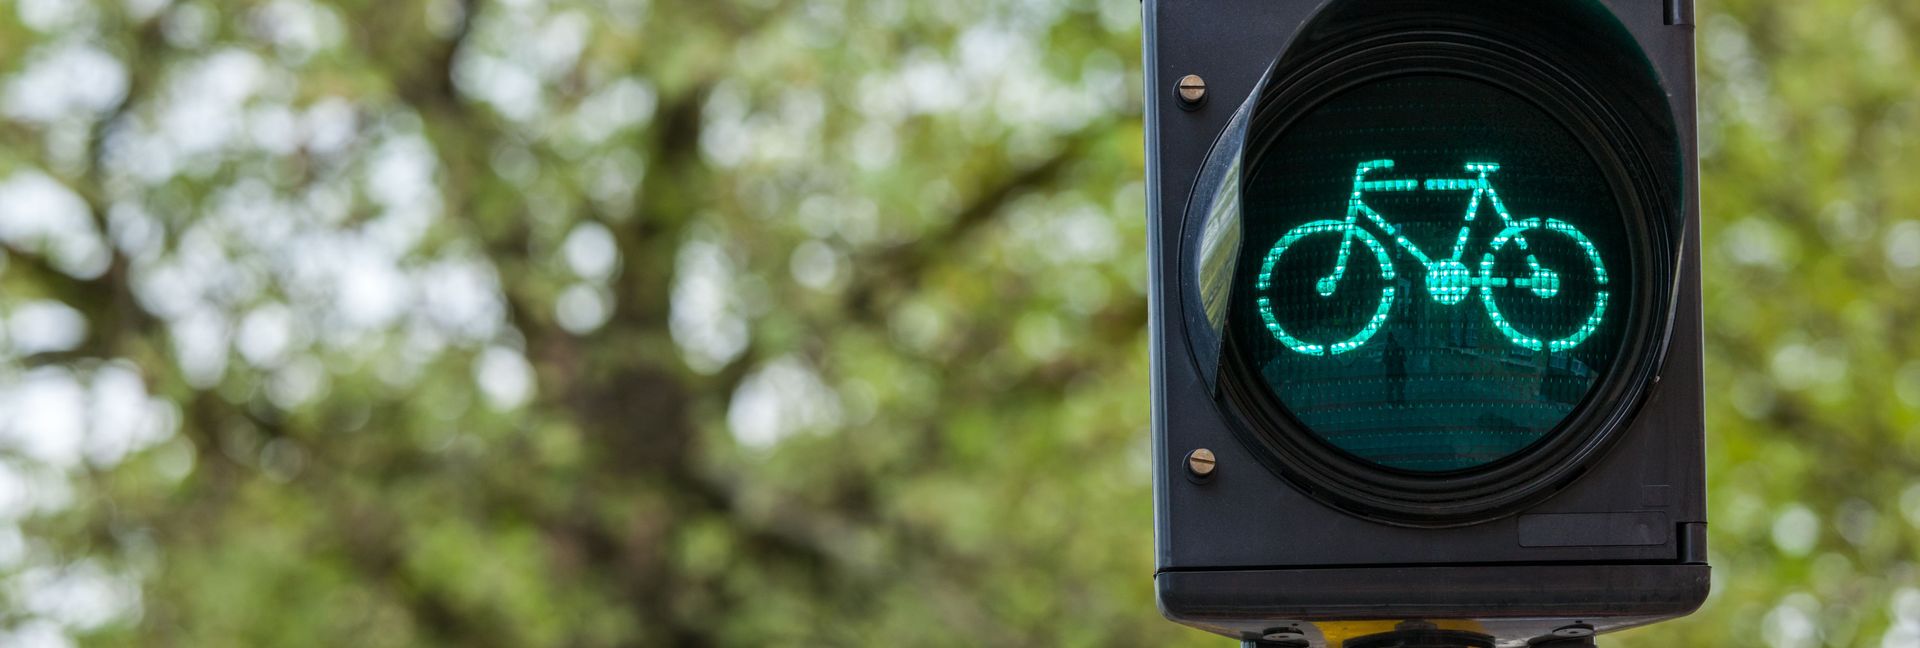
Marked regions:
[1143,0,1706,643]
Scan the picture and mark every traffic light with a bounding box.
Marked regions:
[1144,0,1707,645]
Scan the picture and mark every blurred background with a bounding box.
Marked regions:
[0,0,1913,646]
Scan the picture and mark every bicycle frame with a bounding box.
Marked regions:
[1323,159,1515,294]
[1260,158,1609,356]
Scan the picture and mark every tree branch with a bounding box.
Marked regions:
[843,122,1115,320]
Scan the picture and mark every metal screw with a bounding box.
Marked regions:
[1176,74,1207,107]
[1550,624,1594,638]
[1186,448,1217,478]
[1261,630,1305,642]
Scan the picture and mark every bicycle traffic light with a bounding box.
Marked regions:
[1144,0,1707,645]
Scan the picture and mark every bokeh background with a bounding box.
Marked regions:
[0,0,1913,646]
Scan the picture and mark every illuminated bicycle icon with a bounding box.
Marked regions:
[1255,159,1608,356]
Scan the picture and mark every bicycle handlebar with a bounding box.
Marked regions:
[1351,161,1501,195]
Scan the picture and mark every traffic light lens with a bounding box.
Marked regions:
[1230,74,1632,473]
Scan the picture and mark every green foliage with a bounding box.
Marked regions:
[1618,1,1920,646]
[0,0,1912,646]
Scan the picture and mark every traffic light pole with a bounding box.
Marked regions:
[1235,620,1601,648]
[1237,637,1598,647]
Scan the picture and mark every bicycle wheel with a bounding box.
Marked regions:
[1477,217,1609,352]
[1254,220,1396,356]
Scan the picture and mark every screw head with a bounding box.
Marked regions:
[1261,630,1305,641]
[1550,624,1594,638]
[1186,448,1217,478]
[1175,74,1207,107]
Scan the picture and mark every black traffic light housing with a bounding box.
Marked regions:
[1145,0,1707,645]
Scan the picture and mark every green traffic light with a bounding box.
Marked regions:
[1230,74,1630,473]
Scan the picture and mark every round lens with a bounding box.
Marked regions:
[1229,74,1632,473]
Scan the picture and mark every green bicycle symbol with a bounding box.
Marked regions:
[1254,159,1608,356]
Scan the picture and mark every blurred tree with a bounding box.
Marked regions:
[0,0,1160,646]
[1623,1,1920,647]
[0,0,1913,647]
